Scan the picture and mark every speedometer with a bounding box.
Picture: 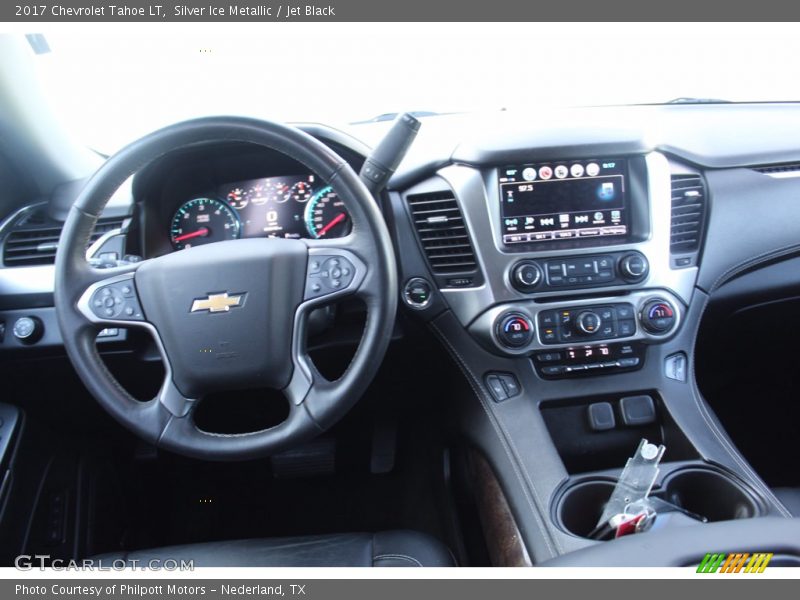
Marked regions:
[304,186,350,239]
[170,197,241,250]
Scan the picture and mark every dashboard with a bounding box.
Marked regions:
[2,107,800,564]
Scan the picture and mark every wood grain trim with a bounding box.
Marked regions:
[469,448,532,567]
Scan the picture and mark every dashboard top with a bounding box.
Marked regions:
[331,103,800,190]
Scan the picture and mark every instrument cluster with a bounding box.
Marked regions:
[168,173,350,250]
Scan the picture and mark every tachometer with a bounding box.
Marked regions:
[170,197,241,250]
[304,186,350,239]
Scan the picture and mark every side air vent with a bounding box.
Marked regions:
[406,191,478,276]
[670,174,706,254]
[754,163,800,178]
[2,214,126,267]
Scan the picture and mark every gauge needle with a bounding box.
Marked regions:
[174,227,209,242]
[317,213,346,237]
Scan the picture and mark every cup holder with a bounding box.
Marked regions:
[557,480,616,538]
[556,468,760,539]
[661,468,759,522]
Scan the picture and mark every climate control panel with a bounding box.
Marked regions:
[537,302,637,345]
[470,291,681,357]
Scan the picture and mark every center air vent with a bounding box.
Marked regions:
[406,191,478,276]
[670,174,707,255]
[2,214,126,267]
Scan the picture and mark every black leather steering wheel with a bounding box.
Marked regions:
[55,117,397,460]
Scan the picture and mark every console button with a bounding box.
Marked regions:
[541,328,558,343]
[665,352,688,382]
[541,365,564,376]
[599,322,616,338]
[559,329,574,342]
[599,307,615,321]
[496,313,534,348]
[576,311,602,334]
[12,316,43,344]
[498,374,522,398]
[535,351,563,363]
[511,261,543,292]
[402,277,433,309]
[618,320,636,337]
[640,299,677,334]
[588,402,617,430]
[597,270,614,282]
[485,375,508,402]
[539,311,558,327]
[618,357,641,368]
[619,253,649,282]
[615,304,634,320]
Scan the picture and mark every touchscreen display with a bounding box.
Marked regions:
[499,159,628,245]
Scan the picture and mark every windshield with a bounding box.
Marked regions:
[30,23,800,154]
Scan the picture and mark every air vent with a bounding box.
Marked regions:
[754,163,800,178]
[2,215,126,267]
[407,191,477,275]
[3,226,63,266]
[670,174,706,254]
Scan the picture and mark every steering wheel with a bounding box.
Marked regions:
[54,117,398,460]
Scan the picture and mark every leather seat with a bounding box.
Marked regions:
[93,530,455,567]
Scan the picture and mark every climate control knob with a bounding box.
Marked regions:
[576,311,602,335]
[640,299,677,334]
[511,261,542,292]
[619,252,649,282]
[496,313,534,348]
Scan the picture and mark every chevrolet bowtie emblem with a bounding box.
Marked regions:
[190,292,244,313]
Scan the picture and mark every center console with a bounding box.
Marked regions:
[423,152,696,383]
[391,146,790,565]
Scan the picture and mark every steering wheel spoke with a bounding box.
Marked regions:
[76,267,148,329]
[302,236,370,306]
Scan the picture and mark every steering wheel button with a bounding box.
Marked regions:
[331,268,342,278]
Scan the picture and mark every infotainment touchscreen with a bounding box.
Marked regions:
[498,158,628,246]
